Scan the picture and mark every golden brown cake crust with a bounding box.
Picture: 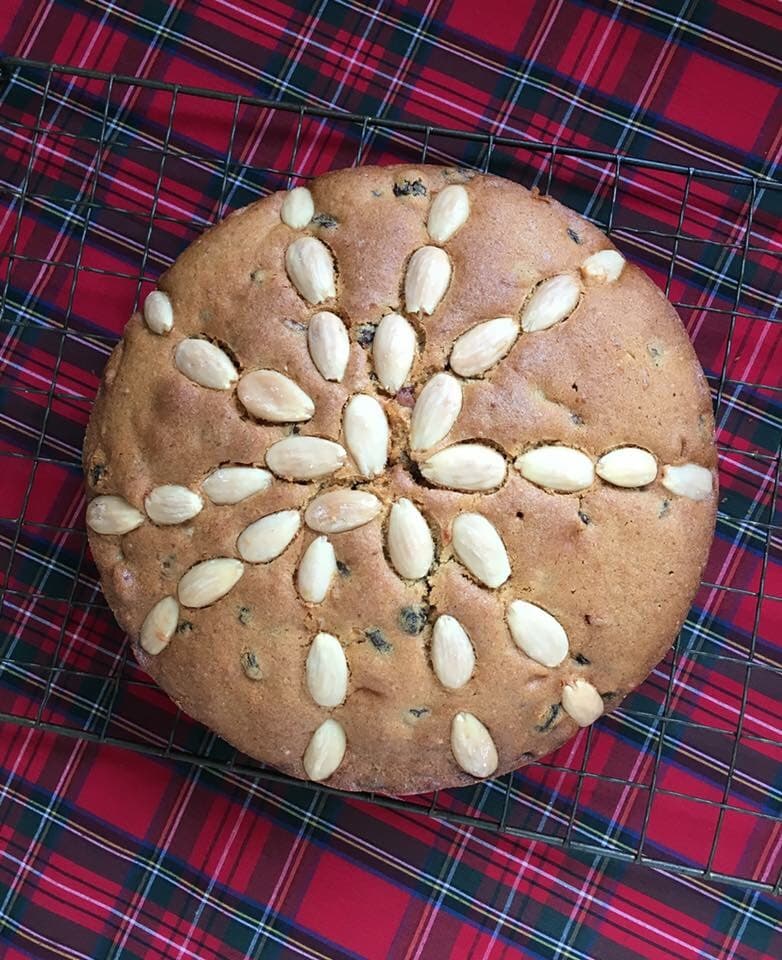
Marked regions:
[84,164,717,793]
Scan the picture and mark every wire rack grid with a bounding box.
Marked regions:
[0,58,779,892]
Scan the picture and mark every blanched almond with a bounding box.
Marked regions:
[265,437,346,480]
[373,312,416,393]
[178,558,244,608]
[387,498,434,580]
[515,446,594,492]
[174,339,238,390]
[143,290,173,334]
[237,509,301,563]
[450,316,519,377]
[521,274,581,332]
[140,596,179,655]
[421,444,506,491]
[285,236,336,304]
[343,394,388,478]
[303,718,346,781]
[304,490,381,534]
[296,536,337,603]
[308,311,350,381]
[238,370,314,423]
[427,184,470,243]
[202,466,272,505]
[431,615,475,689]
[404,246,452,315]
[305,632,348,707]
[507,600,568,668]
[410,373,462,451]
[581,249,625,283]
[86,496,144,535]
[145,485,203,525]
[280,186,314,229]
[451,513,510,588]
[450,712,498,778]
[661,463,713,501]
[596,447,657,488]
[561,678,604,726]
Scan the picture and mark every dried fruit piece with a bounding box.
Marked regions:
[387,498,434,580]
[373,312,416,393]
[265,437,346,481]
[536,703,561,732]
[178,558,244,608]
[174,339,238,390]
[240,649,263,680]
[404,246,452,315]
[343,394,389,478]
[238,606,252,625]
[356,324,375,347]
[451,513,510,588]
[144,485,203,525]
[450,712,498,778]
[431,615,475,689]
[507,600,569,668]
[89,463,107,486]
[202,466,272,505]
[297,536,337,603]
[561,678,604,726]
[304,490,381,534]
[86,496,144,535]
[305,632,348,707]
[237,370,315,423]
[285,236,336,304]
[365,627,392,653]
[303,718,346,781]
[596,447,657,488]
[515,446,594,492]
[427,184,470,243]
[394,178,426,197]
[410,373,462,451]
[450,316,519,377]
[280,186,314,229]
[661,464,713,501]
[308,311,350,382]
[521,274,581,332]
[421,444,506,491]
[139,596,179,655]
[143,290,173,334]
[237,510,301,563]
[581,249,625,283]
[399,604,428,635]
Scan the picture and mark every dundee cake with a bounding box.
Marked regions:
[84,164,717,793]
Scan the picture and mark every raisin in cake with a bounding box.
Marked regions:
[83,164,717,793]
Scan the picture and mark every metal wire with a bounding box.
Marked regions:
[0,57,779,893]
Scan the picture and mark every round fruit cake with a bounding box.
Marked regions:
[83,163,717,793]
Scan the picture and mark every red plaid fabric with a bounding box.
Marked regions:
[0,2,780,958]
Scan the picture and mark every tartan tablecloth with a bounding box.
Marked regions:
[1,1,780,958]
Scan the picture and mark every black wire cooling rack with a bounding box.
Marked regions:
[0,57,780,892]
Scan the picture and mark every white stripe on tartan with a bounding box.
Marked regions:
[52,0,782,183]
[1,757,779,953]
